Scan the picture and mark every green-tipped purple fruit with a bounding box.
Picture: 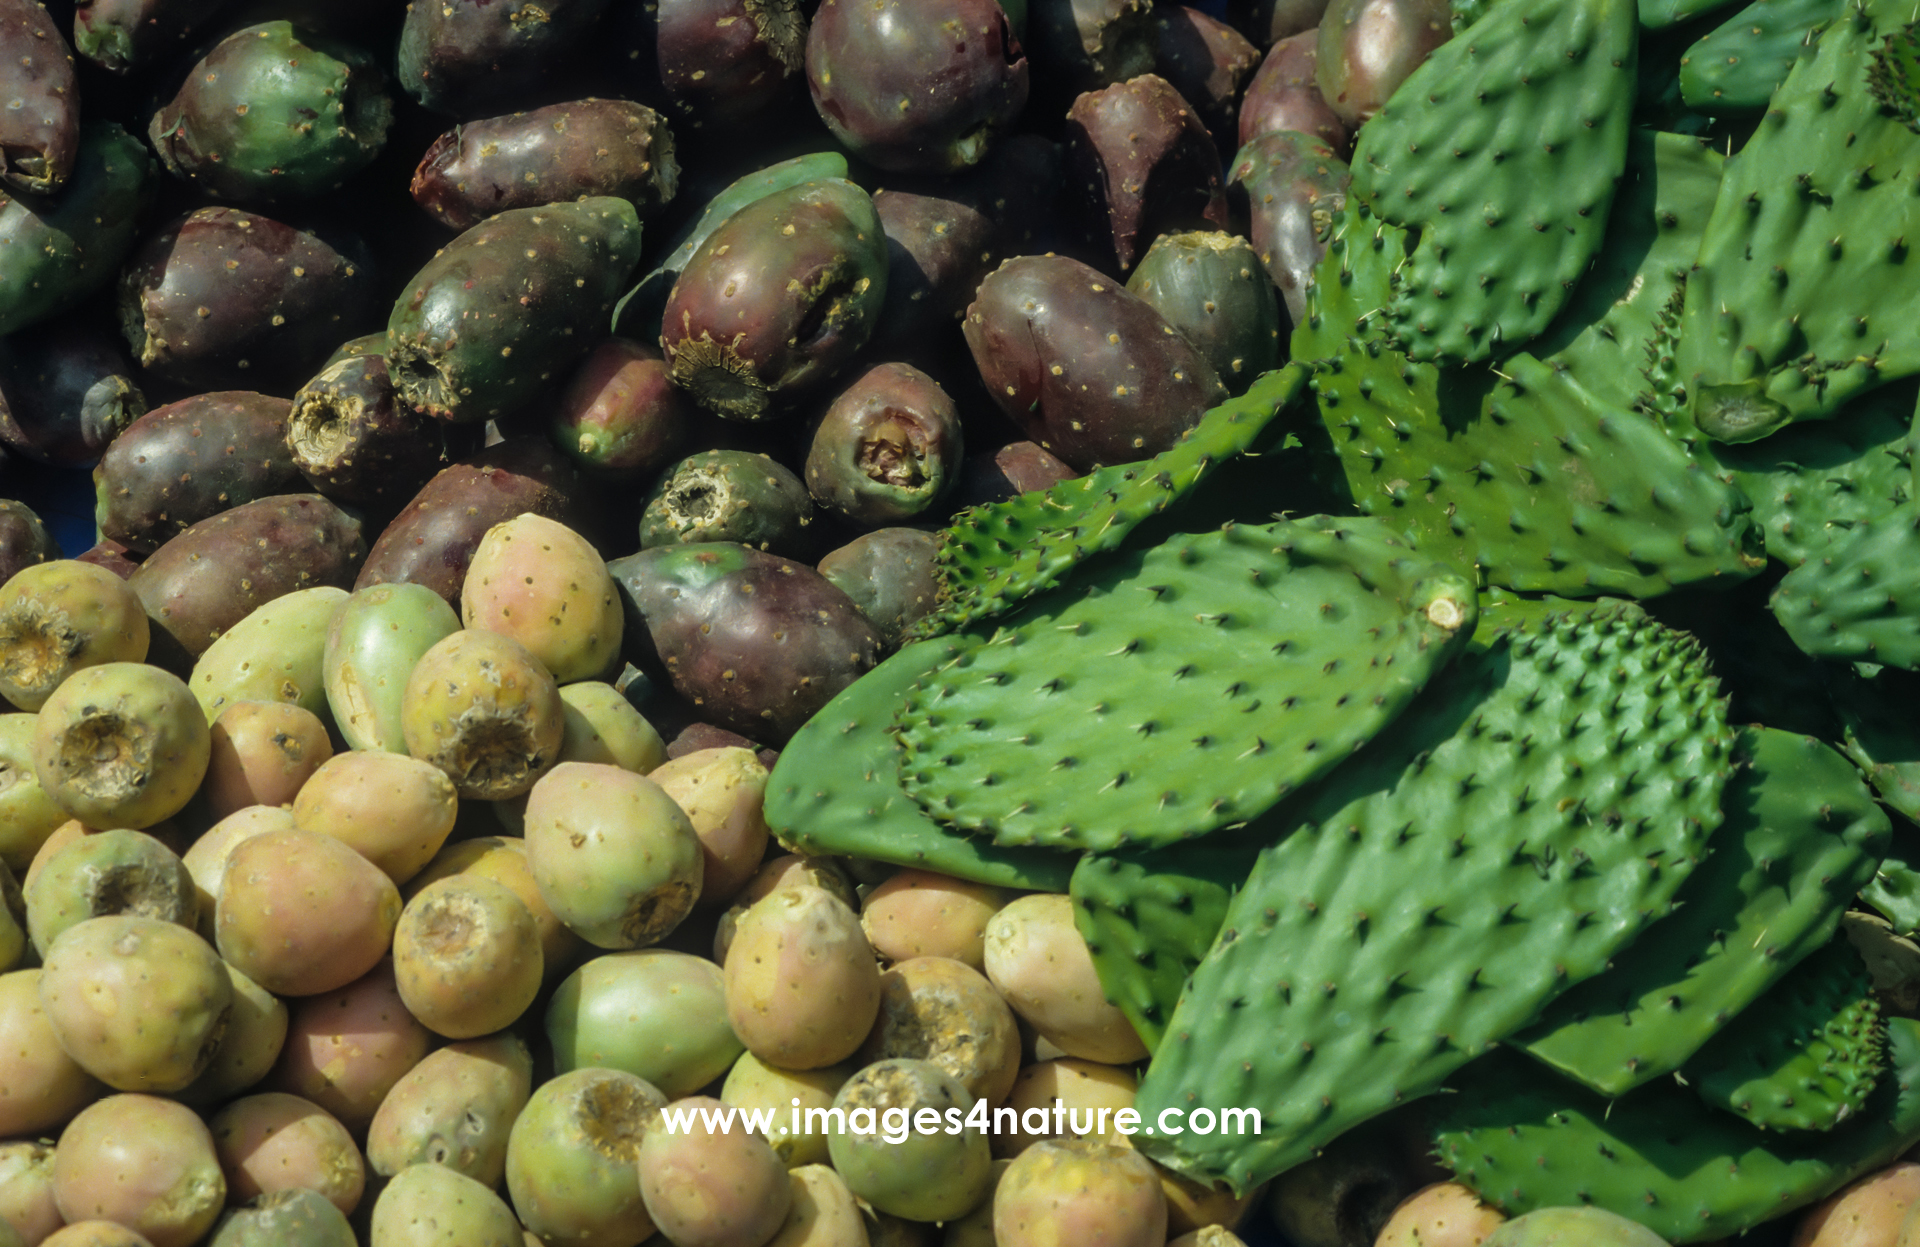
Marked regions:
[803,363,962,527]
[0,123,153,336]
[289,354,477,512]
[549,338,693,480]
[1063,74,1229,271]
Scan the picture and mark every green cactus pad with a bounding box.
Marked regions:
[1640,0,1748,29]
[1678,0,1920,442]
[894,515,1478,852]
[1434,1017,1920,1242]
[1132,606,1732,1193]
[761,636,1075,892]
[1299,203,1765,598]
[1707,381,1918,569]
[1831,662,1920,822]
[1512,726,1889,1097]
[1862,823,1920,935]
[911,365,1308,641]
[1070,835,1266,1052]
[1771,502,1920,668]
[1680,0,1848,114]
[1348,0,1637,364]
[1684,936,1886,1133]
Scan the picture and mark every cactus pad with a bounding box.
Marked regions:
[1771,503,1920,668]
[761,636,1075,892]
[1132,606,1733,1193]
[1512,726,1889,1097]
[894,515,1477,852]
[1348,0,1637,363]
[1680,0,1848,115]
[1831,661,1920,822]
[1434,1017,1920,1242]
[1868,21,1920,129]
[912,365,1307,640]
[1684,935,1887,1133]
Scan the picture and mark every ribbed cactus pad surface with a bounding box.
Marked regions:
[1514,727,1889,1096]
[913,365,1308,640]
[1684,936,1886,1133]
[1132,606,1732,1193]
[1350,0,1637,363]
[1435,1018,1920,1242]
[894,515,1477,852]
[762,636,1075,892]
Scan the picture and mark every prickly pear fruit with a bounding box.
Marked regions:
[51,1093,225,1247]
[291,750,458,886]
[1481,1207,1670,1247]
[1240,32,1348,154]
[725,885,881,1069]
[524,760,703,948]
[1026,0,1156,92]
[624,0,808,132]
[206,1189,356,1247]
[0,0,77,196]
[0,123,153,336]
[1374,1182,1507,1247]
[324,582,463,754]
[190,586,347,724]
[1063,73,1229,271]
[0,968,102,1136]
[641,449,820,557]
[648,746,768,908]
[174,961,286,1109]
[364,1031,533,1188]
[1313,0,1449,126]
[72,0,226,73]
[287,353,475,513]
[392,874,542,1038]
[31,661,208,829]
[0,559,148,712]
[545,948,741,1094]
[994,1138,1168,1247]
[369,1163,521,1247]
[637,1094,793,1246]
[215,829,401,997]
[461,513,623,684]
[201,701,330,820]
[396,0,614,117]
[556,679,667,773]
[408,835,584,982]
[0,715,64,874]
[985,893,1148,1064]
[400,629,565,801]
[827,1058,993,1222]
[816,527,941,652]
[856,956,1022,1108]
[722,1054,851,1169]
[803,363,963,527]
[1125,230,1285,393]
[208,1092,362,1215]
[271,961,432,1133]
[1227,129,1350,324]
[661,179,888,422]
[1152,6,1262,147]
[24,827,195,956]
[0,314,147,468]
[149,23,392,203]
[38,915,231,1093]
[549,338,693,480]
[503,1066,666,1247]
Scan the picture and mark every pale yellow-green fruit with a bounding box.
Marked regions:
[724,885,881,1070]
[983,892,1147,1064]
[460,513,623,684]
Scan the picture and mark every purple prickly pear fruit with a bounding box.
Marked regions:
[648,746,770,909]
[365,1032,534,1188]
[1064,73,1228,271]
[661,179,888,422]
[556,679,668,774]
[392,874,543,1038]
[23,827,195,956]
[1125,229,1286,392]
[963,253,1226,471]
[71,0,227,73]
[0,0,77,196]
[31,662,208,830]
[38,915,231,1093]
[859,869,1010,971]
[369,1163,522,1246]
[397,0,613,117]
[0,502,54,588]
[209,1092,363,1216]
[1375,1182,1506,1247]
[817,526,941,653]
[724,884,880,1069]
[1313,0,1449,128]
[400,629,566,802]
[412,99,680,232]
[118,208,382,394]
[0,969,103,1136]
[0,559,149,713]
[994,1139,1167,1247]
[1239,30,1350,154]
[201,701,332,820]
[290,751,458,887]
[804,362,963,528]
[0,314,146,468]
[627,0,809,130]
[174,961,286,1109]
[288,354,480,514]
[408,835,585,983]
[1227,129,1350,324]
[984,894,1148,1064]
[1151,7,1262,148]
[503,1066,666,1246]
[93,392,302,559]
[721,1053,851,1168]
[1027,0,1156,93]
[522,760,703,949]
[641,449,820,558]
[74,539,138,580]
[549,338,694,481]
[271,960,433,1135]
[953,440,1082,507]
[461,513,623,684]
[1229,0,1332,45]
[637,1094,793,1247]
[609,542,880,745]
[826,1059,993,1222]
[52,1094,225,1247]
[856,956,1022,1107]
[215,828,401,997]
[805,0,1028,173]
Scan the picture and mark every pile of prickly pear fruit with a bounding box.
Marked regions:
[14,0,1920,1240]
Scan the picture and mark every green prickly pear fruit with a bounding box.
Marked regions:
[722,1054,852,1169]
[0,559,149,712]
[769,1165,867,1244]
[31,661,209,830]
[461,513,623,684]
[51,1093,225,1247]
[40,1222,157,1245]
[215,829,401,997]
[641,449,820,557]
[827,1058,993,1222]
[725,885,881,1070]
[1482,1207,1671,1247]
[0,122,153,336]
[637,1094,793,1246]
[503,1066,666,1247]
[272,961,432,1134]
[522,760,703,949]
[392,874,543,1038]
[0,969,103,1137]
[0,713,64,873]
[174,961,286,1109]
[149,23,393,204]
[206,1188,356,1247]
[364,1032,534,1188]
[407,835,584,983]
[324,582,463,755]
[191,586,348,724]
[38,915,231,1093]
[23,827,195,957]
[291,750,458,887]
[400,629,565,801]
[1125,230,1285,394]
[994,1138,1168,1247]
[555,679,667,774]
[649,746,770,910]
[860,868,1009,971]
[661,179,889,422]
[0,861,22,972]
[387,198,644,425]
[802,363,964,528]
[369,1163,521,1247]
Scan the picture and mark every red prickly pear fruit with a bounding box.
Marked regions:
[660,179,888,423]
[0,315,147,468]
[395,0,615,117]
[963,253,1226,472]
[1227,129,1351,324]
[548,338,694,481]
[802,362,964,528]
[1229,0,1333,47]
[624,0,809,131]
[0,0,78,196]
[1313,0,1450,128]
[1150,6,1262,149]
[805,0,1028,174]
[1064,73,1229,272]
[1238,29,1351,155]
